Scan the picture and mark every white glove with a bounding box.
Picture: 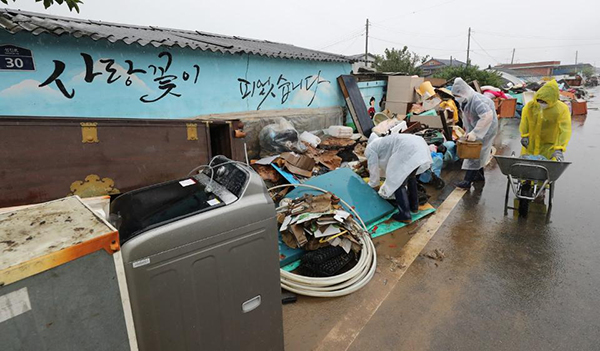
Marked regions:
[466,132,477,142]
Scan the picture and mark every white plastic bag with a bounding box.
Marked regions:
[299,131,321,147]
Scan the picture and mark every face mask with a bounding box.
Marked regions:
[538,102,549,109]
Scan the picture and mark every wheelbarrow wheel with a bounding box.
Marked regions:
[518,182,533,217]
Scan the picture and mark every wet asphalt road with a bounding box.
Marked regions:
[348,87,600,351]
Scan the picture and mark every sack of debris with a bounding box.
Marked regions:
[259,117,307,157]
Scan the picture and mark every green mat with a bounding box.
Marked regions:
[368,204,436,238]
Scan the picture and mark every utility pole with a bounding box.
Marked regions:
[575,50,578,64]
[364,18,369,66]
[466,27,471,66]
[511,48,515,64]
[450,56,453,66]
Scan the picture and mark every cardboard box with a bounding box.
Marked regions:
[572,99,587,116]
[281,152,315,177]
[496,98,517,118]
[387,76,424,103]
[385,101,410,117]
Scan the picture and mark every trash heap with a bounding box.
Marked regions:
[277,193,365,277]
[252,119,369,190]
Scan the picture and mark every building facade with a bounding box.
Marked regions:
[0,9,352,119]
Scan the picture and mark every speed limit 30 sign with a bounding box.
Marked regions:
[0,45,35,71]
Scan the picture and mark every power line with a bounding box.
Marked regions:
[370,22,462,39]
[473,29,600,42]
[471,42,600,52]
[318,28,365,50]
[470,34,502,64]
[340,33,362,55]
[369,36,464,54]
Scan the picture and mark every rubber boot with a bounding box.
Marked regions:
[407,175,419,213]
[473,168,485,182]
[392,185,412,222]
[455,170,476,189]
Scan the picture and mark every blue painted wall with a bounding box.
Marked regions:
[0,31,351,118]
[357,80,387,113]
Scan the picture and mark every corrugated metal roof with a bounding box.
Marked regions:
[0,8,350,63]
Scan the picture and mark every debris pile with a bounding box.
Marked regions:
[252,124,369,185]
[277,193,366,277]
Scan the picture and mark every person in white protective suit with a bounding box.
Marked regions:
[451,78,499,189]
[366,133,433,222]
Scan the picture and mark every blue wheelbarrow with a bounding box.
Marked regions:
[494,155,572,218]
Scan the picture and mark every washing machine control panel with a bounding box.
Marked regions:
[195,156,250,203]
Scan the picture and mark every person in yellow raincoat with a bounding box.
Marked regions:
[520,80,572,161]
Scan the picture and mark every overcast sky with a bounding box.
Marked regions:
[2,0,599,67]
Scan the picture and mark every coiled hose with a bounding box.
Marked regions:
[268,184,377,297]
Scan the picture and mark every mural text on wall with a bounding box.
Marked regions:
[39,51,200,103]
[237,70,330,110]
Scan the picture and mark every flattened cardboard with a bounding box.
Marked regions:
[385,101,410,117]
[387,76,424,103]
[281,152,315,178]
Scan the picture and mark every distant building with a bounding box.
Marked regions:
[552,63,594,76]
[419,58,466,77]
[494,61,595,78]
[491,67,541,82]
[494,61,560,77]
[349,53,377,73]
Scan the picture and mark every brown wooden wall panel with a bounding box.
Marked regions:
[0,117,214,207]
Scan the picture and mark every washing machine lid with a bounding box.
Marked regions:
[111,157,251,244]
[110,177,227,244]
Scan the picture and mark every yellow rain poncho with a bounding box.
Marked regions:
[520,80,572,159]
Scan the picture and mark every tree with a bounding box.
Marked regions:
[1,0,82,12]
[373,46,429,75]
[581,66,595,79]
[434,64,504,88]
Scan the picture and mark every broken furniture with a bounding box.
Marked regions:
[494,98,518,118]
[337,75,374,136]
[111,156,284,351]
[0,196,131,351]
[571,99,588,116]
[0,117,245,208]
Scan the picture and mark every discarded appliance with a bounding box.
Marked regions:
[0,196,133,351]
[111,156,284,351]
